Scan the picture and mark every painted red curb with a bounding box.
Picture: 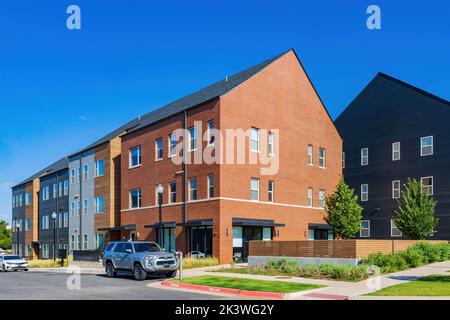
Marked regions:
[161,281,285,299]
[304,292,349,300]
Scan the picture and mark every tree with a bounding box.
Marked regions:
[0,220,12,250]
[393,178,439,240]
[324,176,363,239]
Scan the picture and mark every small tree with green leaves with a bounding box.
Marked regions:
[324,177,363,239]
[0,220,12,250]
[393,178,439,240]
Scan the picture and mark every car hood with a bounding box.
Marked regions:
[135,252,176,259]
[4,259,27,264]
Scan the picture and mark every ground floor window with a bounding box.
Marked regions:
[190,226,212,258]
[232,226,272,262]
[41,244,49,259]
[95,233,105,250]
[391,219,402,237]
[83,234,88,250]
[157,228,176,252]
[309,228,333,240]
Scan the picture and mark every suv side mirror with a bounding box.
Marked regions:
[124,249,132,254]
[162,248,166,252]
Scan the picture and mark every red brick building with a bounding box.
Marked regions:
[119,49,342,264]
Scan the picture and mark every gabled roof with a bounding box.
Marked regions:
[12,157,69,189]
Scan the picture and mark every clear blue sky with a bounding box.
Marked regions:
[0,0,449,222]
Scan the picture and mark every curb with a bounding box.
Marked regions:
[161,281,287,299]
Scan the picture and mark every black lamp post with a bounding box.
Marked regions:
[157,184,164,248]
[51,212,57,261]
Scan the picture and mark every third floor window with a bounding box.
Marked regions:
[130,146,142,168]
[155,138,163,160]
[392,142,400,161]
[361,148,368,166]
[250,127,260,152]
[319,148,326,168]
[421,136,433,156]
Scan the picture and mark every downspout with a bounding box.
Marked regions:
[55,172,59,258]
[183,111,188,254]
[79,153,83,250]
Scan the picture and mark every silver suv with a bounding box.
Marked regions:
[102,241,178,281]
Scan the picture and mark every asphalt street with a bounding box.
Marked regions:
[0,270,222,300]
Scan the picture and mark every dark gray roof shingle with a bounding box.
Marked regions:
[13,157,69,189]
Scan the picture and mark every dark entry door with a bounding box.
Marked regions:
[243,227,263,262]
[314,229,329,240]
[191,227,212,257]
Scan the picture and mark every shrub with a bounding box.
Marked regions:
[401,248,424,267]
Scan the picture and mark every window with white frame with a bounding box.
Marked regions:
[308,145,313,165]
[25,218,30,231]
[77,199,81,216]
[83,199,88,215]
[42,215,49,230]
[95,160,104,177]
[361,184,368,202]
[360,220,370,237]
[169,133,177,157]
[42,186,50,201]
[268,180,274,202]
[208,175,215,198]
[420,136,433,156]
[71,168,76,184]
[189,127,197,151]
[250,127,260,152]
[58,212,63,228]
[129,146,142,168]
[307,187,313,207]
[63,180,69,196]
[77,167,81,182]
[95,196,104,213]
[189,178,197,201]
[130,189,141,208]
[169,182,177,203]
[59,181,63,197]
[268,132,274,156]
[319,189,326,208]
[392,142,400,161]
[71,235,76,250]
[83,234,88,250]
[319,148,326,168]
[63,212,69,228]
[25,192,31,206]
[391,220,402,237]
[42,244,49,259]
[71,200,75,217]
[250,178,260,201]
[421,176,433,195]
[53,184,57,198]
[361,148,368,166]
[208,120,215,146]
[392,180,401,199]
[155,138,163,160]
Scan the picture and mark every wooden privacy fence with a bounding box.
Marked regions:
[249,240,448,259]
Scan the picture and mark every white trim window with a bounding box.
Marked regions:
[42,215,49,230]
[59,181,63,197]
[63,180,69,196]
[25,192,31,206]
[77,167,81,183]
[155,138,163,161]
[25,218,30,231]
[83,234,88,250]
[129,146,142,168]
[420,136,433,156]
[71,168,76,184]
[319,189,326,208]
[392,142,401,161]
[95,160,104,177]
[83,163,89,181]
[361,184,368,202]
[421,176,434,195]
[319,148,326,168]
[268,132,274,156]
[42,186,50,201]
[250,178,260,201]
[189,127,197,151]
[361,148,368,166]
[95,196,104,213]
[169,181,177,203]
[53,184,57,199]
[250,127,260,152]
[71,200,76,217]
[207,120,215,146]
[189,178,198,201]
[307,187,313,207]
[391,220,402,237]
[83,199,89,215]
[360,220,370,238]
[63,212,69,228]
[168,133,177,157]
[208,175,215,199]
[268,180,274,202]
[308,145,313,165]
[392,180,401,199]
[130,189,142,208]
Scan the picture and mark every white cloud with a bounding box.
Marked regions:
[79,115,88,121]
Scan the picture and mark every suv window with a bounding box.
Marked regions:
[123,243,133,253]
[133,243,160,253]
[105,243,115,252]
[113,243,125,253]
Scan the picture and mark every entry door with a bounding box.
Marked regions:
[191,227,212,257]
[243,227,263,262]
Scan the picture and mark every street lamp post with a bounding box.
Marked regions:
[157,184,164,248]
[51,212,57,261]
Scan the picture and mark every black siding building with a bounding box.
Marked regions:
[335,73,450,240]
[11,185,26,255]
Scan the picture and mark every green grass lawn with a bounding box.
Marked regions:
[368,275,450,296]
[174,275,324,293]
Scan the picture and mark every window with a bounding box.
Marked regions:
[319,148,326,168]
[42,187,50,201]
[391,220,402,237]
[307,187,313,207]
[250,127,260,152]
[77,199,81,216]
[52,184,57,198]
[129,146,142,168]
[421,176,433,195]
[82,164,89,181]
[83,234,88,250]
[58,213,63,228]
[63,212,69,228]
[319,189,326,208]
[12,195,15,208]
[208,120,215,145]
[83,199,88,215]
[95,160,104,177]
[63,180,69,196]
[268,132,274,156]
[189,178,197,201]
[361,184,368,202]
[77,167,81,183]
[168,133,177,157]
[95,234,105,250]
[25,218,30,231]
[250,178,259,201]
[342,152,345,169]
[189,127,197,151]
[71,235,76,250]
[42,216,49,230]
[392,142,400,161]
[71,200,76,217]
[155,138,163,160]
[18,219,22,231]
[71,168,76,184]
[25,192,31,206]
[59,182,63,197]
[42,244,49,259]
[130,189,141,208]
[208,175,215,198]
[392,180,401,199]
[18,194,23,206]
[169,182,177,203]
[360,220,370,238]
[308,145,313,165]
[95,196,104,213]
[361,148,368,166]
[420,136,433,156]
[268,180,274,202]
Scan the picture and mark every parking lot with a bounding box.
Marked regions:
[0,270,222,300]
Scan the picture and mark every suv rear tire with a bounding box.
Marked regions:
[165,270,177,278]
[105,262,116,278]
[133,263,147,281]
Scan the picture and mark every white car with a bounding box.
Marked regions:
[0,255,29,272]
[190,251,206,259]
